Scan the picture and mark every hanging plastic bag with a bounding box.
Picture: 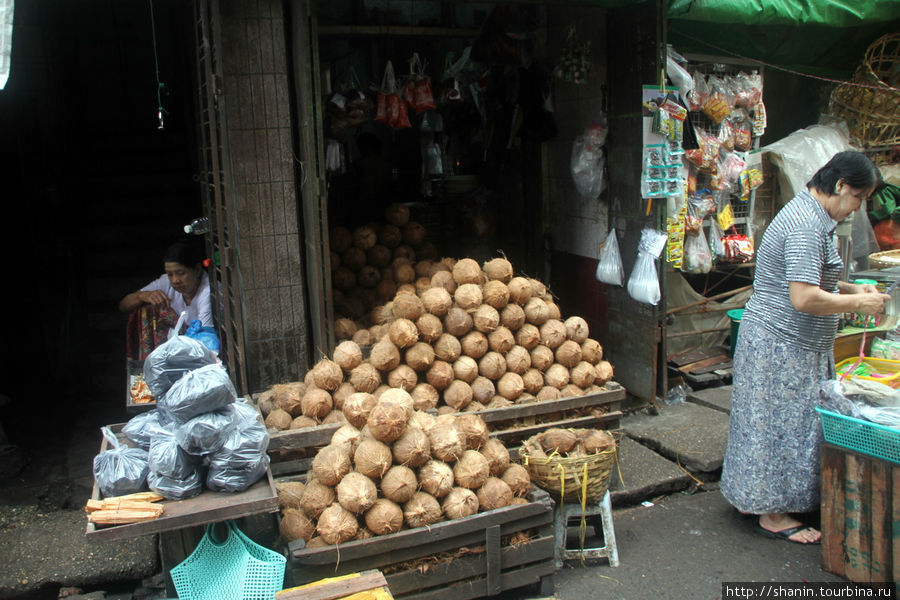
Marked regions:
[682,226,712,274]
[709,215,726,260]
[722,232,754,262]
[666,45,693,100]
[571,122,607,198]
[325,138,345,174]
[408,53,437,114]
[595,228,624,286]
[375,61,396,123]
[93,427,150,498]
[627,228,668,305]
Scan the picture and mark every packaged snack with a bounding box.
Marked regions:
[686,71,709,112]
[717,201,735,231]
[734,71,762,109]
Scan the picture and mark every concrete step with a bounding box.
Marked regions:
[687,384,733,414]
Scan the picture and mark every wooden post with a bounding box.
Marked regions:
[821,444,846,577]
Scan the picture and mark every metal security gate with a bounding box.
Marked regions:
[190,0,249,394]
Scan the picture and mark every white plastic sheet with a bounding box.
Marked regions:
[0,0,12,90]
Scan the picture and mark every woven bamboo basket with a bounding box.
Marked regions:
[828,34,900,148]
[869,249,900,271]
[520,429,617,505]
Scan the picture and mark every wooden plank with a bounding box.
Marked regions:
[844,452,871,582]
[398,561,556,600]
[474,384,625,425]
[687,359,732,375]
[276,570,388,600]
[489,413,623,442]
[677,355,730,374]
[268,423,341,452]
[485,525,501,596]
[821,444,847,577]
[667,347,723,366]
[869,458,892,582]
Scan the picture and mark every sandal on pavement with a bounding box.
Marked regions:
[756,523,821,545]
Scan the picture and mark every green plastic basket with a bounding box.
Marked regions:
[816,407,900,464]
[170,520,286,600]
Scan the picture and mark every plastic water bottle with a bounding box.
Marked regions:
[184,216,210,235]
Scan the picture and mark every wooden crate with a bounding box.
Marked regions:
[286,487,556,600]
[820,443,899,584]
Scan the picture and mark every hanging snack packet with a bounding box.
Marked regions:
[686,71,709,112]
[723,233,754,262]
[734,71,763,109]
[702,76,731,124]
[717,200,735,231]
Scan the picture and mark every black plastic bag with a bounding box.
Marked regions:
[122,409,173,451]
[159,363,236,424]
[148,467,204,500]
[149,428,200,480]
[143,336,218,400]
[93,427,149,498]
[175,405,238,456]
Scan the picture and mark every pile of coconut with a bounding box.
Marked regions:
[258,255,615,430]
[330,202,436,324]
[275,389,532,546]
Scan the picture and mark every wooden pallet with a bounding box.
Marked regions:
[286,487,556,600]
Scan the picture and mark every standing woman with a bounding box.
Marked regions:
[721,151,885,544]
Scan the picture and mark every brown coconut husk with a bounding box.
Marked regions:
[530,278,548,299]
[290,415,318,430]
[481,280,510,309]
[256,389,276,417]
[405,342,435,372]
[420,287,452,317]
[483,257,513,283]
[354,438,394,479]
[545,300,561,320]
[367,244,392,268]
[379,388,414,416]
[433,333,462,362]
[522,369,544,395]
[454,283,483,311]
[515,323,541,350]
[305,536,329,549]
[452,258,483,285]
[342,392,377,429]
[555,340,583,368]
[403,491,444,528]
[487,327,515,354]
[333,267,357,292]
[300,480,336,519]
[416,241,438,261]
[393,245,416,263]
[311,445,352,486]
[476,477,514,511]
[595,360,614,385]
[387,366,418,392]
[365,498,404,535]
[500,303,526,330]
[430,270,457,294]
[544,364,570,389]
[331,423,362,454]
[349,363,381,394]
[529,345,555,371]
[524,297,550,326]
[388,318,419,349]
[336,470,378,514]
[486,396,513,408]
[273,382,306,416]
[570,361,597,388]
[444,306,473,337]
[393,263,416,286]
[453,450,490,489]
[277,481,306,510]
[564,316,590,343]
[581,339,603,364]
[536,386,561,401]
[409,410,436,433]
[353,225,378,250]
[507,277,533,305]
[443,379,474,411]
[357,265,381,289]
[500,463,531,497]
[402,221,426,246]
[392,292,424,321]
[335,318,358,342]
[561,384,585,398]
[380,465,419,504]
[442,487,479,520]
[470,376,496,405]
[265,408,292,431]
[455,413,490,450]
[505,346,532,375]
[539,428,578,453]
[472,304,500,333]
[370,339,401,372]
[539,320,567,350]
[452,356,479,383]
[460,331,489,360]
[323,410,347,425]
[481,439,510,476]
[302,388,334,420]
[428,423,465,463]
[280,508,316,542]
[425,360,455,390]
[497,372,525,400]
[342,247,366,271]
[352,328,375,347]
[330,226,353,253]
[415,313,443,343]
[378,223,403,248]
[376,279,398,303]
[392,426,431,468]
[317,503,359,545]
[414,260,434,279]
[354,527,374,541]
[417,460,455,499]
[366,401,408,443]
[410,383,439,411]
[385,202,410,227]
[478,351,507,381]
[332,382,356,410]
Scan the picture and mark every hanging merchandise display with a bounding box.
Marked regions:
[595,227,624,286]
[627,228,668,305]
[571,120,608,198]
[554,25,592,84]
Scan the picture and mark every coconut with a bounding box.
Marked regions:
[370,303,394,325]
[256,389,276,417]
[507,277,533,305]
[515,323,541,350]
[277,481,306,510]
[333,341,363,372]
[431,270,457,294]
[452,356,479,383]
[385,202,410,227]
[330,251,342,273]
[544,363,570,389]
[555,340,583,369]
[500,303,526,330]
[349,363,381,394]
[515,393,535,404]
[366,244,392,269]
[417,460,455,499]
[442,487,479,520]
[410,383,439,411]
[300,479,335,519]
[357,265,381,289]
[304,370,317,387]
[414,260,434,279]
[570,361,597,388]
[400,222,424,247]
[433,333,462,362]
[500,464,531,497]
[305,536,328,548]
[380,465,418,504]
[415,313,443,343]
[342,392,376,429]
[352,329,375,347]
[392,291,424,320]
[455,413,490,450]
[369,323,389,341]
[366,401,408,443]
[323,410,347,424]
[352,225,377,250]
[311,445,352,486]
[452,258,483,284]
[409,410,436,432]
[529,345,555,371]
[335,318,358,342]
[405,342,435,372]
[333,267,356,292]
[273,382,305,416]
[540,428,578,453]
[595,360,614,385]
[370,339,401,372]
[388,318,419,349]
[419,288,451,319]
[581,429,616,453]
[342,246,366,271]
[472,304,500,333]
[376,279,398,303]
[403,491,443,528]
[505,346,531,375]
[487,396,514,408]
[330,226,353,253]
[380,366,413,394]
[265,408,292,430]
[443,379,474,411]
[391,425,431,468]
[354,438,393,479]
[470,376,496,405]
[332,382,356,410]
[460,331,489,359]
[302,388,334,420]
[376,224,401,250]
[428,423,465,463]
[564,316,590,343]
[487,326,515,354]
[336,471,378,514]
[280,508,316,542]
[453,450,490,489]
[481,438,510,476]
[317,503,358,545]
[536,386,561,401]
[478,351,507,381]
[524,297,550,326]
[444,306,473,337]
[481,280,510,310]
[331,423,362,454]
[425,360,455,390]
[363,498,404,535]
[529,278,548,299]
[476,477,514,511]
[581,339,603,364]
[454,283,483,312]
[539,319,567,350]
[521,369,544,395]
[545,300,561,320]
[483,257,513,283]
[290,415,318,430]
[497,372,525,400]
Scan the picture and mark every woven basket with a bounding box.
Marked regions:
[520,429,617,505]
[869,249,900,270]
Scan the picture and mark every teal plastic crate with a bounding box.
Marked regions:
[816,407,900,464]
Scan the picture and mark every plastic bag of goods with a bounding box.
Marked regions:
[175,405,239,456]
[148,467,204,501]
[121,408,173,451]
[143,336,218,400]
[206,401,271,493]
[93,427,150,498]
[158,363,236,424]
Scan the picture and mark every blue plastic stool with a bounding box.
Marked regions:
[553,490,620,568]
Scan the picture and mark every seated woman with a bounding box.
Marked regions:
[119,237,213,359]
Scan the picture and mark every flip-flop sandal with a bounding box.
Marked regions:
[756,524,821,545]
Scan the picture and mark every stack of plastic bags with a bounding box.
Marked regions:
[93,336,270,500]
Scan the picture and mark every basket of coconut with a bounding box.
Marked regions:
[274,389,557,599]
[520,428,618,506]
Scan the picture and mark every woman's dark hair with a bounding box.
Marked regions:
[164,237,205,268]
[807,150,882,195]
